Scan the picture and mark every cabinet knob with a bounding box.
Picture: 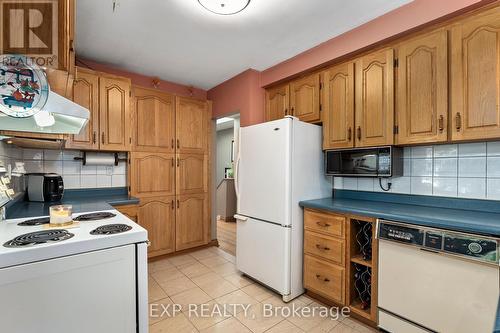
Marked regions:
[455,113,462,131]
[171,139,174,149]
[357,126,361,140]
[171,200,174,210]
[291,107,295,115]
[177,139,180,149]
[92,131,97,144]
[101,132,105,144]
[177,200,180,209]
[284,108,288,116]
[347,127,352,141]
[438,115,444,132]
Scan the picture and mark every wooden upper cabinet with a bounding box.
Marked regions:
[99,76,131,151]
[132,87,175,153]
[397,30,449,145]
[451,8,500,141]
[176,194,208,251]
[130,152,175,198]
[355,49,395,147]
[265,84,289,121]
[138,196,175,257]
[177,153,208,195]
[66,68,99,150]
[290,73,321,123]
[322,63,355,149]
[176,96,208,154]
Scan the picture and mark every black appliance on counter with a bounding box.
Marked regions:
[26,173,64,202]
[325,146,403,177]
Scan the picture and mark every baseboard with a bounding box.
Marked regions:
[148,240,219,262]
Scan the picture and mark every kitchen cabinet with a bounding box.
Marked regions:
[99,75,131,151]
[265,84,289,122]
[137,197,176,257]
[290,73,321,123]
[130,152,176,198]
[396,30,448,145]
[176,193,208,251]
[355,48,395,147]
[175,96,208,154]
[450,7,500,141]
[58,0,76,74]
[176,153,208,195]
[322,62,355,149]
[132,87,175,153]
[303,208,378,325]
[66,68,99,150]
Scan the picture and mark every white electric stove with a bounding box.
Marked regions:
[0,209,149,333]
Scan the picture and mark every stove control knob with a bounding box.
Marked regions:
[468,242,482,254]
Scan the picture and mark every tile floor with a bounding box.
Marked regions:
[148,246,378,333]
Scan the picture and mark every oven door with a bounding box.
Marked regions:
[378,239,499,333]
[0,245,137,333]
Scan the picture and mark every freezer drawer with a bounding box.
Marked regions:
[236,216,290,294]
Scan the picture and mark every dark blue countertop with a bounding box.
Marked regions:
[300,190,500,237]
[300,190,500,332]
[6,187,139,219]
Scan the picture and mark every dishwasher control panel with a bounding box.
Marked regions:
[377,220,499,265]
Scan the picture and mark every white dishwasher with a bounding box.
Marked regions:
[376,219,499,333]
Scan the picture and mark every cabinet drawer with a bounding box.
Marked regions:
[304,255,344,304]
[304,209,345,238]
[304,231,344,266]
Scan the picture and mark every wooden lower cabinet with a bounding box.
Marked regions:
[138,196,176,258]
[303,209,378,325]
[176,193,209,251]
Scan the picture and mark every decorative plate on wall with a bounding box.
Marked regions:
[0,54,49,118]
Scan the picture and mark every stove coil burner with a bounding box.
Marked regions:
[90,224,132,235]
[17,217,50,226]
[3,230,74,248]
[74,212,116,222]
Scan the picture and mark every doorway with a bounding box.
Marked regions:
[214,114,240,255]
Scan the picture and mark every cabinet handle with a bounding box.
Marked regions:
[177,158,180,167]
[316,221,331,228]
[92,131,97,144]
[171,139,174,149]
[347,127,352,141]
[315,244,330,251]
[177,139,180,149]
[316,274,330,282]
[455,112,462,131]
[171,200,174,210]
[438,115,444,132]
[291,107,295,115]
[101,132,105,144]
[284,108,288,116]
[171,158,174,167]
[69,39,74,52]
[177,200,180,209]
[357,126,361,140]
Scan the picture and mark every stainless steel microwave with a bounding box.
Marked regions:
[325,146,403,177]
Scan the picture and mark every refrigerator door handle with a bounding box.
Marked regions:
[234,154,241,199]
[234,214,248,221]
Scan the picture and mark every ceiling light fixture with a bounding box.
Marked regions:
[198,0,250,15]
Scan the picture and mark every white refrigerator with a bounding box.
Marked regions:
[234,116,331,302]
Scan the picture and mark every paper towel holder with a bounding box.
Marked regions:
[73,152,127,166]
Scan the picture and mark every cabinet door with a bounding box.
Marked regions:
[132,87,175,153]
[265,84,289,121]
[176,194,208,251]
[138,197,175,257]
[290,73,321,123]
[322,63,355,149]
[66,68,99,150]
[451,8,500,141]
[175,97,208,154]
[99,76,131,151]
[397,30,448,145]
[355,49,395,147]
[176,153,207,195]
[130,152,175,198]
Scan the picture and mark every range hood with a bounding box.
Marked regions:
[0,91,89,135]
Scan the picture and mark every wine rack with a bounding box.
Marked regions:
[347,217,377,321]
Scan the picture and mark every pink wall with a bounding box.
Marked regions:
[208,0,490,126]
[207,69,264,126]
[76,58,207,99]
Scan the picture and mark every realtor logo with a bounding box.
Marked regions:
[0,1,58,66]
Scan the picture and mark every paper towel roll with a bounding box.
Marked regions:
[84,152,116,166]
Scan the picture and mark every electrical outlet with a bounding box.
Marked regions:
[106,166,113,176]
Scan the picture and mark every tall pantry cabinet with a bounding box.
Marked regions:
[130,87,211,257]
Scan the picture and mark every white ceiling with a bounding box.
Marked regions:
[76,0,411,90]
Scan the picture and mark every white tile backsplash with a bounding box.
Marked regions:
[334,141,500,200]
[6,147,127,190]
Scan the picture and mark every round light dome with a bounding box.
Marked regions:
[198,0,250,15]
